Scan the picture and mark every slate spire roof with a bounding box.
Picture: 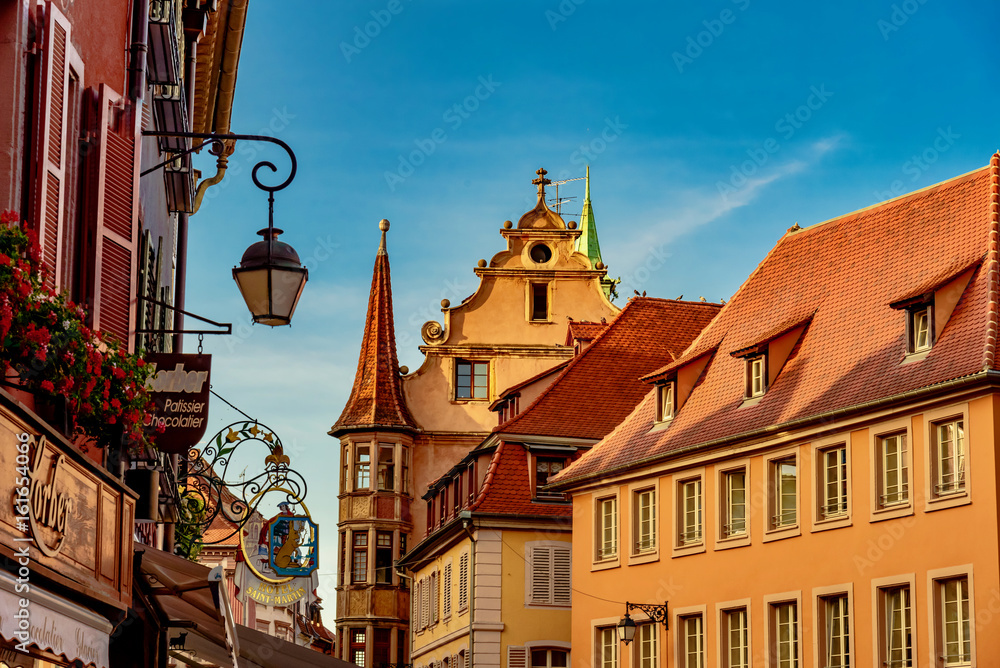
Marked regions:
[330,220,417,436]
[553,154,1000,488]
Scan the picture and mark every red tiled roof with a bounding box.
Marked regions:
[565,320,608,345]
[330,224,417,435]
[498,297,722,439]
[556,157,1000,487]
[468,441,574,516]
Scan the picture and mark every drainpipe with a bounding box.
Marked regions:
[128,0,149,101]
[460,511,477,665]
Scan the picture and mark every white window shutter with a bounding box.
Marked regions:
[507,646,527,668]
[553,545,572,606]
[529,546,553,604]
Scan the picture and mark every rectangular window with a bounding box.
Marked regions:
[354,445,371,490]
[819,594,850,668]
[597,627,618,668]
[679,478,703,545]
[820,446,848,519]
[721,607,749,668]
[680,614,705,668]
[377,444,395,491]
[933,419,966,497]
[374,628,391,666]
[456,359,489,399]
[596,497,618,560]
[350,628,366,666]
[531,283,548,321]
[909,305,932,353]
[747,355,767,398]
[536,457,566,499]
[878,433,909,508]
[771,457,797,529]
[634,488,657,553]
[722,469,747,538]
[339,531,347,585]
[656,382,675,422]
[375,531,392,584]
[937,576,971,667]
[342,445,349,489]
[531,649,568,668]
[527,544,572,606]
[397,629,407,666]
[636,623,658,668]
[402,448,410,494]
[352,532,368,583]
[770,601,799,668]
[879,585,912,668]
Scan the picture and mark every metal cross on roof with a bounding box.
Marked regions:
[532,167,551,197]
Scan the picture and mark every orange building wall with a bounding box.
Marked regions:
[569,393,1000,667]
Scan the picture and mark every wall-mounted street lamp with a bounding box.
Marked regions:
[142,131,308,326]
[617,601,669,645]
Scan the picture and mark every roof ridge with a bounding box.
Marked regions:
[795,163,991,237]
[983,152,1000,370]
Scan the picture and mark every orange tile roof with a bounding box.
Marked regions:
[565,320,608,345]
[468,441,576,516]
[555,156,1000,487]
[330,224,417,436]
[498,297,722,439]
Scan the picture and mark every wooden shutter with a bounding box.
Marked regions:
[85,84,139,350]
[529,546,553,605]
[30,1,72,289]
[421,577,429,629]
[443,563,452,618]
[507,646,527,668]
[553,545,572,606]
[459,552,469,609]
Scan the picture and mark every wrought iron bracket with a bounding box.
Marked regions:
[626,601,669,628]
[176,420,308,553]
[135,296,232,335]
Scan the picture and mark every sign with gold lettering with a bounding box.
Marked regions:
[142,353,211,453]
[23,435,74,558]
[234,506,318,607]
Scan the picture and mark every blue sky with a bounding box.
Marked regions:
[183,1,999,592]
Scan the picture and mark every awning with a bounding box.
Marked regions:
[0,569,113,668]
[233,624,356,668]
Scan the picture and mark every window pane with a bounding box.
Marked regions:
[355,445,370,489]
[726,471,747,536]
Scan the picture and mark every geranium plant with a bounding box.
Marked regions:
[0,210,156,451]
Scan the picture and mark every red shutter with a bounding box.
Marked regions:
[30,1,72,289]
[85,84,139,351]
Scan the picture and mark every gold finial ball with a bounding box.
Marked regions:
[441,299,450,308]
[477,259,487,268]
[503,220,513,229]
[596,261,605,270]
[568,220,577,230]
[379,219,390,232]
[399,365,409,375]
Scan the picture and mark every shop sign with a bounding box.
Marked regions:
[14,435,74,558]
[234,508,318,607]
[142,353,211,453]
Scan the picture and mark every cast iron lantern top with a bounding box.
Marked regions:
[618,601,669,645]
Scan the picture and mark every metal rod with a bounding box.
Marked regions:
[140,139,219,177]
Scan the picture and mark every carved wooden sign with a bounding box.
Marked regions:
[142,353,211,453]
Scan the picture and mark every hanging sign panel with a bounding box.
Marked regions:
[142,353,211,453]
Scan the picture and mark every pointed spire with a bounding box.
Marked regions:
[576,166,609,293]
[330,220,417,436]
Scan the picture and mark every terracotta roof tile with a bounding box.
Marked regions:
[556,158,1000,486]
[331,224,417,435]
[565,321,608,345]
[469,442,574,516]
[498,297,722,439]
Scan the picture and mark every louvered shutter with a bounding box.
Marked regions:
[86,84,139,350]
[459,553,469,609]
[431,572,439,623]
[30,1,72,289]
[443,564,452,618]
[421,577,429,629]
[529,546,553,605]
[553,545,572,606]
[507,646,527,668]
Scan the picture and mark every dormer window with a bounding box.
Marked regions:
[908,303,933,353]
[535,456,566,500]
[655,382,675,422]
[746,355,767,398]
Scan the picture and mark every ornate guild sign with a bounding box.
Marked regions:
[268,514,319,577]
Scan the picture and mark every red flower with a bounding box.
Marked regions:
[110,398,121,410]
[40,380,54,392]
[112,366,126,380]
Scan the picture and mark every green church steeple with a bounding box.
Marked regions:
[575,166,617,299]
